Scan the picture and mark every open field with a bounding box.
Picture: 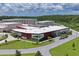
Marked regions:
[50,37,79,56]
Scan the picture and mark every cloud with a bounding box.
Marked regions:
[0,3,79,16]
[47,5,64,10]
[0,3,64,12]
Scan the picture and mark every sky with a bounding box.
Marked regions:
[0,3,79,16]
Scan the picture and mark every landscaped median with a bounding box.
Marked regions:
[0,50,42,56]
[0,53,35,56]
[0,38,54,49]
[50,37,79,56]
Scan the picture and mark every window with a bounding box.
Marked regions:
[32,34,44,42]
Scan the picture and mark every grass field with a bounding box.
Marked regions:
[0,53,35,56]
[0,39,53,49]
[50,37,79,56]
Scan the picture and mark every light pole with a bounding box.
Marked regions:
[76,32,78,38]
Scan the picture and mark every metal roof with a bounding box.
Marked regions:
[2,19,37,21]
[12,25,68,34]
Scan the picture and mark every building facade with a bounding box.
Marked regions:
[12,24,70,42]
[0,19,70,42]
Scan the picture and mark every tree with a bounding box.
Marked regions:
[15,50,21,56]
[5,40,8,43]
[72,42,76,50]
[72,42,75,48]
[35,51,42,56]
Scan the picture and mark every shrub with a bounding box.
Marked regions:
[35,51,42,56]
[48,37,53,42]
[11,33,17,38]
[49,39,53,42]
[60,34,68,39]
[67,31,72,35]
[49,40,52,42]
[5,34,8,37]
[15,50,21,56]
[48,37,52,39]
[72,42,75,48]
[72,43,76,50]
[5,40,8,44]
[66,54,68,56]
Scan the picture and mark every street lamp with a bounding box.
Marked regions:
[76,32,78,38]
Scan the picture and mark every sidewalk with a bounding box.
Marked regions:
[0,33,17,44]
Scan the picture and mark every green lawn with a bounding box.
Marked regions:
[50,37,79,56]
[0,53,35,56]
[0,39,53,49]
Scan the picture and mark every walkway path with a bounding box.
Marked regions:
[0,30,78,56]
[0,33,17,44]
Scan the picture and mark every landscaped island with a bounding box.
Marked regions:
[50,37,79,56]
[0,53,35,56]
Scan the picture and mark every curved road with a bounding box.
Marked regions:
[0,30,79,56]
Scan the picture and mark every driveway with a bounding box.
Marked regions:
[0,29,78,56]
